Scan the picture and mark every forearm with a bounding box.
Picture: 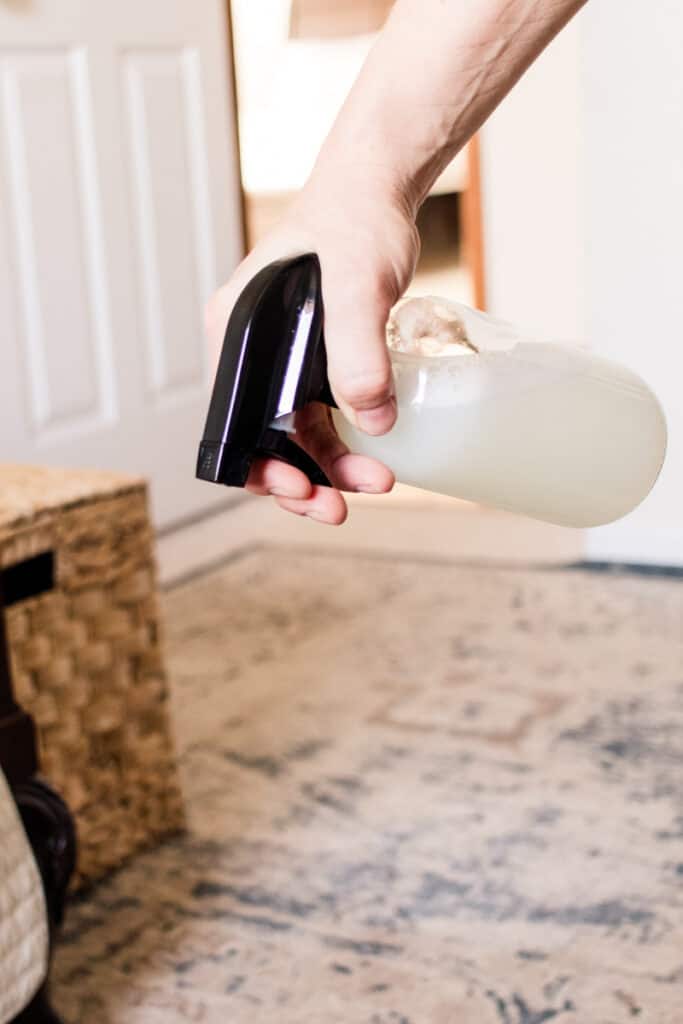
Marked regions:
[311,0,587,209]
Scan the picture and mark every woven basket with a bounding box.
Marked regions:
[0,464,184,887]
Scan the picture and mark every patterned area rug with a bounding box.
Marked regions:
[52,547,683,1023]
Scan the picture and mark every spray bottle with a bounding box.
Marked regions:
[196,254,666,528]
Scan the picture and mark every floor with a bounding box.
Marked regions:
[52,539,683,1023]
[157,495,583,588]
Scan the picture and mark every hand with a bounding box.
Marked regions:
[205,168,420,524]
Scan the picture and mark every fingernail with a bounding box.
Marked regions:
[355,483,384,494]
[355,399,396,435]
[304,509,326,522]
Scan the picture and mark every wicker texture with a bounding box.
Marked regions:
[0,465,184,886]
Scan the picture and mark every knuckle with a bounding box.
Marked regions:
[335,365,393,410]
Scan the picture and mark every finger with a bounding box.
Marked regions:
[328,452,395,494]
[275,486,348,526]
[293,403,395,494]
[245,458,313,499]
[322,274,397,436]
[292,401,347,466]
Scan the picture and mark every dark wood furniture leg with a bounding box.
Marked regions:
[0,570,76,1024]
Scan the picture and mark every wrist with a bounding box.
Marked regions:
[306,135,415,217]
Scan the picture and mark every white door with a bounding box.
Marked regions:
[0,0,244,528]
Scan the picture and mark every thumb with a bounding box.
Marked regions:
[323,278,397,436]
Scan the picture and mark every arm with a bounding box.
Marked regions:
[206,0,588,524]
[315,0,586,208]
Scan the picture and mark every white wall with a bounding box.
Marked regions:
[481,3,683,566]
[580,0,683,565]
[480,19,583,341]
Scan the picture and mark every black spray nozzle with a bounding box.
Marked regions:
[196,254,336,488]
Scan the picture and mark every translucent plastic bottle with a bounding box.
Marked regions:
[333,297,667,528]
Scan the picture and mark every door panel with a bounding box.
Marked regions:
[123,50,212,403]
[0,1,244,528]
[2,50,116,440]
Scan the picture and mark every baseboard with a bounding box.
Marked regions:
[586,522,683,568]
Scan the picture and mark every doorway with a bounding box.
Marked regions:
[229,0,486,309]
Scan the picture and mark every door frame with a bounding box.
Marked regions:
[463,136,487,310]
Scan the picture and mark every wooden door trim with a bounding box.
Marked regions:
[463,135,487,310]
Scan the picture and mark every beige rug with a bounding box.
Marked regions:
[52,547,683,1023]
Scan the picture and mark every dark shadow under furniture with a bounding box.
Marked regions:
[0,572,76,1024]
